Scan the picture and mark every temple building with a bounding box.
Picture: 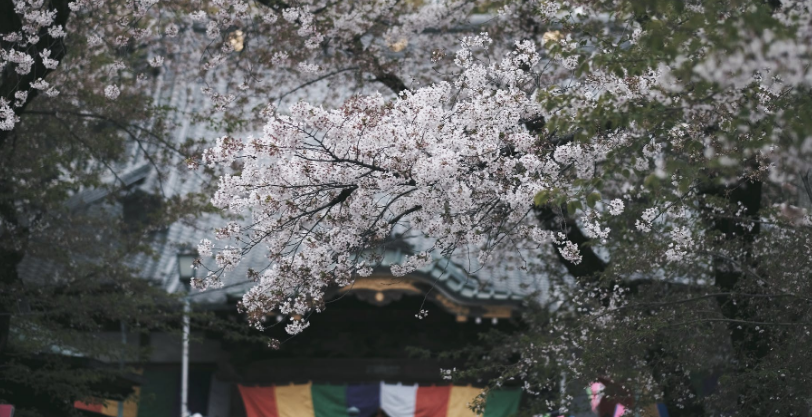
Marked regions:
[73,222,534,417]
[37,160,536,417]
[135,228,532,417]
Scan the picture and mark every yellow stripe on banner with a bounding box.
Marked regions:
[641,404,660,417]
[276,383,315,417]
[100,387,140,417]
[448,386,483,417]
[100,401,119,417]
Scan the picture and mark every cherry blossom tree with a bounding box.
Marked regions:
[196,0,812,415]
[4,0,812,414]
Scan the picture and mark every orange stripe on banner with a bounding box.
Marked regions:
[447,386,482,417]
[415,386,451,417]
[239,385,279,417]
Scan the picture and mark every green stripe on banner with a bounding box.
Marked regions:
[483,389,521,417]
[137,368,180,417]
[312,384,349,417]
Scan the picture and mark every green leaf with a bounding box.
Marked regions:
[587,192,601,208]
[534,190,551,207]
[644,174,661,190]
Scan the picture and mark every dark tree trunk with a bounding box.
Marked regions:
[0,246,23,354]
[711,179,765,358]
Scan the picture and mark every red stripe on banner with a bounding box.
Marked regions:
[74,400,104,413]
[415,386,451,417]
[239,385,279,417]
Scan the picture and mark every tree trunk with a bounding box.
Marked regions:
[0,246,23,354]
[710,180,764,355]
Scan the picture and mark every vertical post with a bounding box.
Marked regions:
[177,251,197,417]
[181,297,190,417]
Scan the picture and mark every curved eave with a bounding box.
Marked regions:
[338,271,524,319]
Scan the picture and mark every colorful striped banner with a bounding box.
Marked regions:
[238,382,521,417]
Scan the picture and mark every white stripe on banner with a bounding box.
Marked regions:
[380,382,418,417]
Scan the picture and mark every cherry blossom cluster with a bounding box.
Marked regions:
[200,35,631,333]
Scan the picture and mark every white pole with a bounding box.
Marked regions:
[181,297,190,417]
